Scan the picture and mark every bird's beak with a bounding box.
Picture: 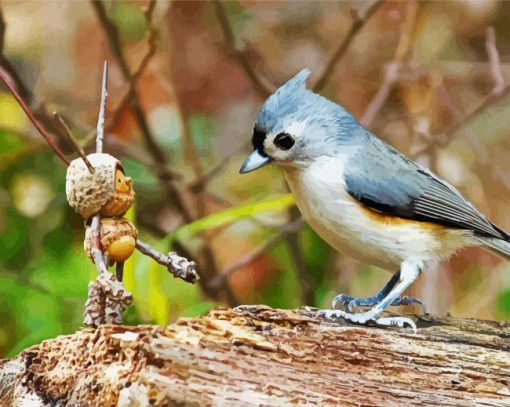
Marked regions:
[239,150,272,173]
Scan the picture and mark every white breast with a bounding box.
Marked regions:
[283,156,470,270]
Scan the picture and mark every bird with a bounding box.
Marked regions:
[239,69,510,331]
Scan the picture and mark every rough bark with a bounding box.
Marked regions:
[0,306,509,406]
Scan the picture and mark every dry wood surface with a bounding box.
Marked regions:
[0,306,509,406]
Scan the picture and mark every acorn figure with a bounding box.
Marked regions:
[0,61,199,327]
[67,153,138,265]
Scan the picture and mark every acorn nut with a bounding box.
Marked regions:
[84,218,138,263]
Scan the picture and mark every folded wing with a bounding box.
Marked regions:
[345,136,507,240]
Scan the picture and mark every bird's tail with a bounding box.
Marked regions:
[475,236,510,261]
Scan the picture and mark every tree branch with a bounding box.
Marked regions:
[91,0,192,221]
[0,7,31,102]
[0,67,70,166]
[106,0,159,134]
[2,308,509,405]
[213,0,275,99]
[313,1,384,92]
[0,5,83,166]
[53,112,95,173]
[486,26,505,97]
[359,1,417,127]
[209,219,304,290]
[413,26,509,159]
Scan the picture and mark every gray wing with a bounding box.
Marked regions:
[345,134,507,240]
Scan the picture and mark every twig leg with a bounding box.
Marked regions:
[116,261,124,283]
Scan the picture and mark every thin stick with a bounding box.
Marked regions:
[213,0,275,98]
[485,26,505,97]
[413,26,510,158]
[96,60,108,154]
[360,1,417,127]
[89,61,110,277]
[90,216,108,275]
[0,68,70,165]
[53,111,95,173]
[313,1,384,92]
[135,239,199,283]
[209,219,304,290]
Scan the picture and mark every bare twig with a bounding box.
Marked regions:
[91,0,166,163]
[161,73,207,213]
[360,61,401,128]
[284,207,314,305]
[360,1,416,127]
[53,112,95,173]
[0,5,84,159]
[91,0,192,221]
[0,7,31,101]
[106,0,158,134]
[90,217,108,275]
[89,61,110,276]
[313,1,384,92]
[414,26,510,159]
[190,140,251,192]
[209,218,305,290]
[93,0,239,305]
[213,0,275,99]
[136,239,199,283]
[96,60,108,153]
[485,26,505,97]
[0,67,70,165]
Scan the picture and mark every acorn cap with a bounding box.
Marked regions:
[66,153,120,219]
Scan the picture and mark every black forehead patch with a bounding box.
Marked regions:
[252,128,268,156]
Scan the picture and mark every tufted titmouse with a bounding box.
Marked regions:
[240,69,510,331]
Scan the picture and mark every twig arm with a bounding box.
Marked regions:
[135,239,199,283]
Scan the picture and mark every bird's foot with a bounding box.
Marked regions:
[319,309,417,333]
[332,293,427,314]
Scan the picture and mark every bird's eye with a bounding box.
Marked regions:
[274,133,295,150]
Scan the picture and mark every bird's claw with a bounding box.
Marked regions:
[375,316,417,333]
[332,293,427,314]
[318,309,417,333]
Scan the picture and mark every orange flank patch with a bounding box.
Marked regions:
[357,202,445,231]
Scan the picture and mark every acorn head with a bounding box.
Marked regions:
[65,153,134,219]
[100,166,135,217]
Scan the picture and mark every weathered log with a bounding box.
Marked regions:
[0,306,509,406]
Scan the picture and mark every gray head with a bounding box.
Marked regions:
[240,69,358,173]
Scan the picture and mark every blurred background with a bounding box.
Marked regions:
[1,0,510,357]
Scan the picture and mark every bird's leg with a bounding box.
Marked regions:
[320,260,423,332]
[332,270,427,313]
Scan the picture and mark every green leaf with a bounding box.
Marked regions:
[496,289,510,319]
[111,2,146,43]
[148,260,170,325]
[166,194,295,242]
